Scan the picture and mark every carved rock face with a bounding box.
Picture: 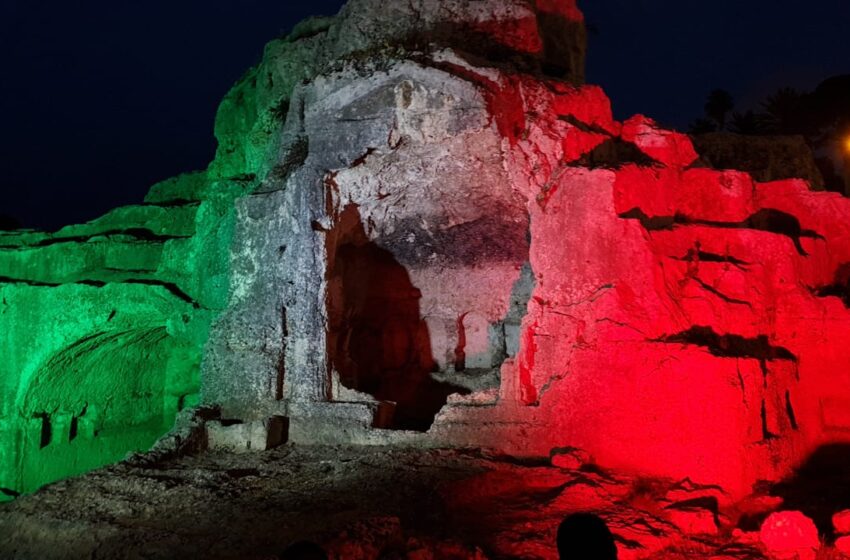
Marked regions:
[210,0,587,180]
[5,0,850,505]
[199,0,850,497]
[438,83,850,497]
[320,64,529,429]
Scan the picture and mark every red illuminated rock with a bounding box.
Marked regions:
[188,0,850,502]
[9,0,850,531]
[620,114,698,167]
[733,528,761,546]
[759,511,820,560]
[835,510,850,536]
[550,447,591,470]
[535,0,584,21]
[10,1,850,559]
[190,0,850,508]
[835,535,850,557]
[431,58,850,499]
[666,506,719,536]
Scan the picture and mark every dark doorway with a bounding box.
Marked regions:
[327,204,465,431]
[556,513,618,560]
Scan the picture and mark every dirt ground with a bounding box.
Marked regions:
[0,443,840,560]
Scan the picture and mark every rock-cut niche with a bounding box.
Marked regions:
[14,328,194,494]
[326,204,465,431]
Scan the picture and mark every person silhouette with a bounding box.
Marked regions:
[279,541,328,560]
[557,513,618,560]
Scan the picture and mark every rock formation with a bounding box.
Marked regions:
[3,0,850,520]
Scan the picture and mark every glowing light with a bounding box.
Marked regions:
[844,135,850,154]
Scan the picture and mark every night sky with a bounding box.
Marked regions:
[2,0,848,230]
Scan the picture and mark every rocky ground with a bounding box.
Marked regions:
[2,443,846,560]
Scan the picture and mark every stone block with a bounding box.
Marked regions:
[207,416,288,453]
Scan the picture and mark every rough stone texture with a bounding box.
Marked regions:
[0,280,200,496]
[666,507,719,536]
[209,0,587,180]
[207,417,288,453]
[4,0,850,537]
[0,179,247,497]
[0,0,585,498]
[0,445,784,560]
[427,86,850,498]
[692,132,826,188]
[201,0,587,435]
[835,510,850,535]
[198,0,850,505]
[837,535,850,557]
[759,511,820,560]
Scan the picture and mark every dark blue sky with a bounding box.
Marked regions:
[1,0,848,230]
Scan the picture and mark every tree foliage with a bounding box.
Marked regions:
[729,110,768,135]
[690,76,850,142]
[689,75,850,194]
[704,89,735,131]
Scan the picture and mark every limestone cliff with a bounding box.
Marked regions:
[4,0,850,509]
[0,0,586,500]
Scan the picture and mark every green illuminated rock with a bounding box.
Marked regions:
[0,2,313,496]
[0,177,251,497]
[0,0,587,499]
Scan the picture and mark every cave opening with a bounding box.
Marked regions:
[326,204,465,431]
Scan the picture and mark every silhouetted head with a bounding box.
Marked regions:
[557,513,618,560]
[280,541,327,560]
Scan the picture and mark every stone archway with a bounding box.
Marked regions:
[15,328,194,494]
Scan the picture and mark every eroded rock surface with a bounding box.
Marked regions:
[4,3,850,558]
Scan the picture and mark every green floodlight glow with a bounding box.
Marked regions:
[0,11,298,497]
[0,282,202,499]
[0,173,241,499]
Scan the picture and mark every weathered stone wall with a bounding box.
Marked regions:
[6,0,850,504]
[0,179,241,496]
[431,84,850,497]
[210,0,586,180]
[201,0,587,428]
[0,250,199,495]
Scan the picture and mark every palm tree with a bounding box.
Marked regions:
[760,87,807,135]
[689,117,718,134]
[729,110,768,135]
[705,89,735,131]
[808,76,850,149]
[810,75,850,128]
